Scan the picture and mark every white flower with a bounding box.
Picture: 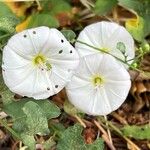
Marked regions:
[75,21,135,66]
[66,53,131,115]
[2,26,79,99]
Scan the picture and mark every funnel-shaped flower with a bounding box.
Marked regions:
[75,21,135,65]
[66,54,131,115]
[2,26,79,99]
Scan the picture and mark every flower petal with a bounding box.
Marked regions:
[2,27,79,99]
[7,26,50,56]
[66,53,131,115]
[2,45,31,69]
[75,21,135,66]
[7,69,54,99]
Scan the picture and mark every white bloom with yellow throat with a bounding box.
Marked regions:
[66,54,131,115]
[2,26,79,99]
[75,21,135,65]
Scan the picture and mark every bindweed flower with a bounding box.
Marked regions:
[75,21,135,66]
[66,53,131,115]
[2,26,79,99]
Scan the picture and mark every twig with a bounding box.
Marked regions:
[74,115,86,128]
[102,134,116,150]
[94,120,108,136]
[104,115,113,144]
[113,7,119,23]
[98,117,141,150]
[35,0,42,11]
[94,120,116,150]
[111,112,128,125]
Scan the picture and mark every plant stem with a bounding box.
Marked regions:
[76,40,149,77]
[0,118,20,139]
[0,33,10,40]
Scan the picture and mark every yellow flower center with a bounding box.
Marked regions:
[33,54,46,65]
[92,75,104,86]
[33,53,52,70]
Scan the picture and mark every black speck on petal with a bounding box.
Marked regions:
[33,31,36,34]
[59,50,63,54]
[55,85,58,88]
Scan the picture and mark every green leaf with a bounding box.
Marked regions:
[61,29,76,43]
[3,98,60,120]
[28,14,59,28]
[49,122,65,137]
[116,42,126,53]
[13,117,28,133]
[20,134,36,150]
[22,101,49,135]
[125,16,145,42]
[119,0,150,41]
[57,124,86,150]
[121,124,150,140]
[0,73,15,105]
[0,52,2,65]
[0,16,19,34]
[0,2,13,17]
[86,139,104,150]
[42,0,71,16]
[57,124,104,150]
[118,0,145,16]
[94,0,117,15]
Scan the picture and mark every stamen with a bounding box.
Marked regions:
[33,54,52,71]
[92,75,104,87]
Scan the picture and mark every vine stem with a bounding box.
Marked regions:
[0,33,10,40]
[0,118,20,139]
[76,40,147,76]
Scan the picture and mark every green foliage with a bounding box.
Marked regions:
[22,101,50,135]
[118,0,149,16]
[0,2,19,31]
[0,52,2,65]
[3,99,60,149]
[20,134,36,150]
[121,124,150,140]
[57,124,104,150]
[119,0,150,42]
[61,29,76,43]
[0,2,20,45]
[116,42,126,54]
[125,16,146,42]
[86,139,104,150]
[0,2,13,17]
[42,0,71,16]
[28,14,59,28]
[43,137,56,150]
[49,122,65,137]
[3,98,60,120]
[0,16,19,34]
[0,73,15,105]
[94,0,117,15]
